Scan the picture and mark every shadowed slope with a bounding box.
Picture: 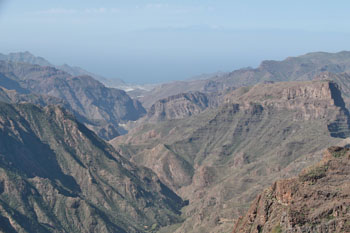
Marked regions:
[0,102,184,233]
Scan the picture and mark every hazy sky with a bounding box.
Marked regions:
[1,0,350,83]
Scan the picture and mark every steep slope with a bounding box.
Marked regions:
[232,146,350,233]
[314,72,350,108]
[0,61,146,139]
[111,80,350,233]
[0,102,184,233]
[138,51,350,108]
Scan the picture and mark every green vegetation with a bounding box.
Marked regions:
[331,149,347,158]
[299,165,328,183]
[271,224,282,233]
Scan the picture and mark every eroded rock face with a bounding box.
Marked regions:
[0,102,183,233]
[314,72,350,109]
[226,81,346,120]
[232,146,350,233]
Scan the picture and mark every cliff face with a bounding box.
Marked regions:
[0,61,146,139]
[314,72,350,109]
[112,80,350,233]
[232,146,350,233]
[225,81,350,137]
[0,102,183,233]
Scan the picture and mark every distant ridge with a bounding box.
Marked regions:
[137,51,350,108]
[0,51,125,86]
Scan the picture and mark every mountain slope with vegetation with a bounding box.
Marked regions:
[0,102,184,233]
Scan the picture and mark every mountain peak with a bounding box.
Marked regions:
[2,51,53,67]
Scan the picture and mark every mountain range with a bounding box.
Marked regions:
[137,51,350,108]
[1,51,350,233]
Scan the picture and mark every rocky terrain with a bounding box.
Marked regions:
[232,146,350,233]
[111,80,350,232]
[2,50,350,233]
[143,92,220,123]
[137,51,350,108]
[0,60,146,139]
[314,72,350,109]
[0,102,184,233]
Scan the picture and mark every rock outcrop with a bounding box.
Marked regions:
[232,146,350,233]
[314,71,350,109]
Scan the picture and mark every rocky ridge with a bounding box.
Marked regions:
[232,146,350,233]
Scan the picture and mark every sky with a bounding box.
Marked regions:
[0,0,350,84]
